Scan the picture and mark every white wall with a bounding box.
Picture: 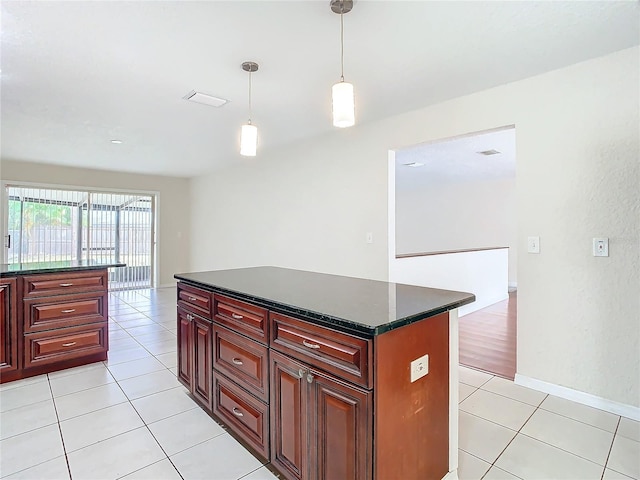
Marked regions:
[190,47,639,408]
[396,178,517,284]
[0,160,190,287]
[391,249,509,316]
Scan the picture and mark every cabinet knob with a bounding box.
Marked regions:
[298,368,306,379]
[302,340,321,350]
[232,358,244,366]
[186,313,193,321]
[232,407,244,417]
[231,313,244,320]
[306,373,314,384]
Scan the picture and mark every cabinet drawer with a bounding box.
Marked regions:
[24,292,107,333]
[214,295,268,344]
[24,322,108,368]
[213,372,269,461]
[271,312,372,389]
[22,270,107,298]
[213,325,269,402]
[177,283,212,319]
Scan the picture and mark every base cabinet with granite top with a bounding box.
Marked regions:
[0,277,19,374]
[0,262,123,384]
[175,267,475,480]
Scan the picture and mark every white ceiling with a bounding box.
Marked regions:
[1,1,638,178]
[395,127,516,191]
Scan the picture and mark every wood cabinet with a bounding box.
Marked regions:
[0,278,18,374]
[177,284,213,411]
[1,268,111,384]
[176,278,452,480]
[270,348,372,480]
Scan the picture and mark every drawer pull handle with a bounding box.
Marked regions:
[62,342,77,347]
[61,309,76,314]
[231,313,244,320]
[188,296,197,301]
[232,407,244,417]
[59,283,73,287]
[232,358,244,366]
[302,340,321,350]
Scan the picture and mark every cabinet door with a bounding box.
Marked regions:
[0,278,18,373]
[309,371,372,480]
[270,351,309,480]
[177,308,193,390]
[192,315,213,411]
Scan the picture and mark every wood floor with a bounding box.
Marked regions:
[459,291,516,380]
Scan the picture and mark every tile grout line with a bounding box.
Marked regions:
[600,416,622,480]
[478,393,548,480]
[47,373,74,480]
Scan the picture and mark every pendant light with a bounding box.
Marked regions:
[240,61,259,157]
[331,0,355,128]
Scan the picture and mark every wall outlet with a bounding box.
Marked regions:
[410,354,429,383]
[527,236,540,254]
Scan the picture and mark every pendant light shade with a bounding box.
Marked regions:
[332,81,354,128]
[240,61,259,157]
[240,123,258,157]
[330,0,355,128]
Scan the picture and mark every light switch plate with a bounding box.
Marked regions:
[527,236,540,254]
[593,237,609,257]
[410,354,429,383]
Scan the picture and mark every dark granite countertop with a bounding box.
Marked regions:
[175,267,475,337]
[0,260,125,277]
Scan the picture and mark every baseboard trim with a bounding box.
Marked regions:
[514,374,640,421]
[442,470,459,480]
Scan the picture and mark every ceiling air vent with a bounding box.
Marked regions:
[477,149,501,156]
[183,90,229,108]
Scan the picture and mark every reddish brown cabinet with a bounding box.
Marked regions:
[270,351,308,480]
[270,350,372,480]
[177,308,213,411]
[0,278,18,374]
[177,284,213,412]
[175,275,456,480]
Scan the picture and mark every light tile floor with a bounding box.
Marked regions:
[0,287,638,480]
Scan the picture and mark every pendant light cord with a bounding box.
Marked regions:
[248,70,252,125]
[340,9,345,82]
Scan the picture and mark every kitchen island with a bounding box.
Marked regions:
[1,260,123,383]
[175,266,475,480]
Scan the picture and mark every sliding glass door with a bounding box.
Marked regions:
[4,185,155,290]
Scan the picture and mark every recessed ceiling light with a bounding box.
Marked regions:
[403,162,424,167]
[477,149,501,155]
[110,140,123,144]
[183,90,229,108]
